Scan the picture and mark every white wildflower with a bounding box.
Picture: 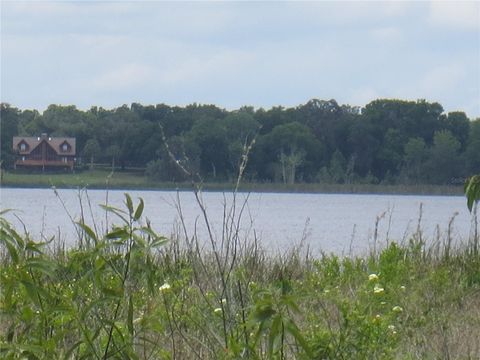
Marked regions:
[159,283,171,292]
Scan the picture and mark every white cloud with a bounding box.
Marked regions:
[281,1,411,24]
[370,27,404,43]
[157,49,254,85]
[2,1,135,17]
[428,1,480,31]
[349,87,380,107]
[419,63,467,94]
[1,1,478,117]
[92,63,152,91]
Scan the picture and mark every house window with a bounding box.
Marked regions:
[62,144,68,152]
[20,143,26,151]
[63,157,68,163]
[22,156,25,161]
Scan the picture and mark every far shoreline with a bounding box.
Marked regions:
[0,170,464,197]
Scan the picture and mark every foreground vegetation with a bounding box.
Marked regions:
[0,169,465,196]
[1,191,479,359]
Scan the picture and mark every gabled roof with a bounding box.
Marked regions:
[13,136,76,155]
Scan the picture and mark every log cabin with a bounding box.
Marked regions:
[12,134,76,171]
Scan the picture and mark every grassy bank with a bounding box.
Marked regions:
[1,194,479,359]
[1,169,464,195]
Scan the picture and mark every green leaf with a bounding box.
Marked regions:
[0,223,25,249]
[0,343,44,358]
[139,227,168,247]
[254,305,276,322]
[284,318,313,357]
[132,234,146,248]
[76,222,98,244]
[99,204,129,224]
[94,256,106,271]
[268,314,282,356]
[21,306,34,322]
[101,285,123,298]
[127,294,134,336]
[125,193,134,216]
[150,237,169,248]
[0,231,19,264]
[465,175,480,212]
[105,227,129,240]
[20,280,41,306]
[0,208,12,216]
[133,198,144,221]
[283,295,301,313]
[112,321,127,343]
[25,240,44,254]
[63,340,83,360]
[26,257,56,277]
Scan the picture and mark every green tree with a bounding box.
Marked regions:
[348,119,380,177]
[256,122,322,183]
[465,119,480,174]
[329,150,347,183]
[297,99,357,161]
[186,117,229,179]
[223,112,260,172]
[0,103,19,169]
[82,138,101,170]
[439,111,470,150]
[402,137,428,184]
[357,99,444,180]
[147,136,195,182]
[17,109,41,135]
[426,130,462,184]
[41,105,91,149]
[105,145,121,171]
[375,128,405,179]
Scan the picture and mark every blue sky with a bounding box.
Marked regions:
[1,1,479,118]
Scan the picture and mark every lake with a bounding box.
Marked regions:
[0,187,474,256]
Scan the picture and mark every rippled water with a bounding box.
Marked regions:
[0,187,474,255]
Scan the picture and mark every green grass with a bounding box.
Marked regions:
[1,169,464,195]
[0,193,479,359]
[2,170,150,189]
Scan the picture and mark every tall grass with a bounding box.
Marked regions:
[1,187,479,359]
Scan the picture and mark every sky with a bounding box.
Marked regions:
[1,1,479,118]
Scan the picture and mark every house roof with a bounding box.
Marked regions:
[13,136,76,156]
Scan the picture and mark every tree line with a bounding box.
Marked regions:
[1,99,479,185]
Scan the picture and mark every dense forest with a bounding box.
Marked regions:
[1,99,479,185]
